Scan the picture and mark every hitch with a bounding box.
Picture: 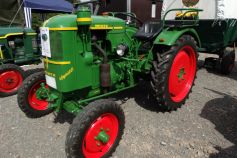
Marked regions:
[35,83,62,111]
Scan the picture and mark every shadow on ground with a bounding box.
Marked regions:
[53,110,75,124]
[111,81,166,113]
[200,89,237,158]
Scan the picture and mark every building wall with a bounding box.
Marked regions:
[131,0,162,22]
[99,0,127,13]
[99,0,162,22]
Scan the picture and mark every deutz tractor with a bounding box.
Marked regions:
[18,0,200,157]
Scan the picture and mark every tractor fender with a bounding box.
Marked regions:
[154,28,201,48]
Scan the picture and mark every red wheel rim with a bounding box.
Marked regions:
[28,80,49,111]
[169,45,196,102]
[82,113,119,158]
[0,70,23,93]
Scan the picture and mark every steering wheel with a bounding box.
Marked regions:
[126,14,143,27]
[106,12,143,27]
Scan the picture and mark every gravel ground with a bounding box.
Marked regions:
[0,54,237,158]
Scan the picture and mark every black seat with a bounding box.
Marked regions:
[134,21,163,41]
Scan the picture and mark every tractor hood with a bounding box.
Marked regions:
[43,15,125,30]
[0,27,35,37]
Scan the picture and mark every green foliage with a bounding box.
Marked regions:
[31,13,58,29]
[31,14,42,29]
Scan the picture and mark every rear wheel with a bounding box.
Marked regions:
[0,64,25,97]
[65,99,125,158]
[220,47,235,75]
[18,71,53,118]
[151,35,198,111]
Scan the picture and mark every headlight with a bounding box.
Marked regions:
[116,44,128,57]
[116,49,124,56]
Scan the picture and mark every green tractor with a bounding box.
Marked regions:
[18,0,200,157]
[0,0,40,96]
[0,0,72,96]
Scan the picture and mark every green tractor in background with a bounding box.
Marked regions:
[0,0,40,96]
[0,28,38,97]
[17,0,200,157]
[0,0,72,96]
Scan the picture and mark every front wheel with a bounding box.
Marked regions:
[151,35,198,111]
[65,99,125,158]
[17,71,53,118]
[0,64,25,97]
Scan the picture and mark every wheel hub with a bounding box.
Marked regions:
[36,83,49,100]
[28,80,49,110]
[82,113,119,157]
[178,67,186,81]
[0,70,23,92]
[6,78,14,83]
[95,128,110,144]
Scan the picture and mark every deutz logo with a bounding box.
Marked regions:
[182,0,199,7]
[59,67,74,81]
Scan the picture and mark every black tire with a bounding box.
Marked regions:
[0,64,25,97]
[25,68,44,77]
[17,71,53,118]
[65,99,125,158]
[220,47,235,75]
[151,35,198,111]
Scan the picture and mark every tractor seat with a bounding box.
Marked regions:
[134,21,163,41]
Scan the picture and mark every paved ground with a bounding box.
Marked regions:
[0,54,237,158]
